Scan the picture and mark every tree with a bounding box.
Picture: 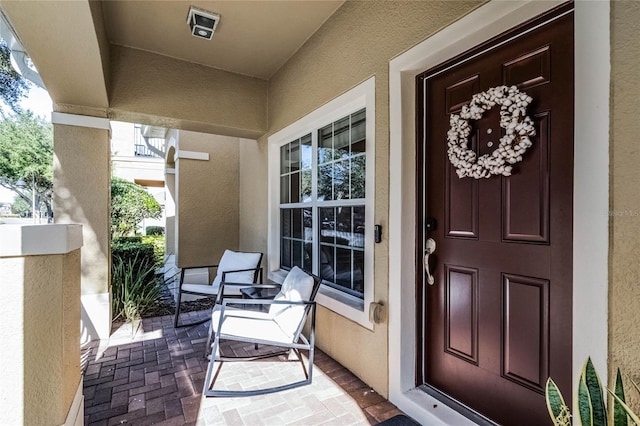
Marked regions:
[10,194,29,216]
[0,111,53,219]
[0,40,29,115]
[111,176,162,237]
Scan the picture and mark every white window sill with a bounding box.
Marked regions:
[317,285,364,311]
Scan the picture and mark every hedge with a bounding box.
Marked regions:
[141,235,164,266]
[113,236,142,244]
[146,226,165,236]
[111,240,156,270]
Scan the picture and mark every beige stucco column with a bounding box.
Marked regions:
[0,224,84,425]
[52,112,112,341]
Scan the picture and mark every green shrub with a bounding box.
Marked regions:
[112,240,155,270]
[110,233,165,327]
[113,236,142,244]
[146,226,164,236]
[546,358,640,426]
[111,254,161,325]
[141,235,165,266]
[111,176,162,238]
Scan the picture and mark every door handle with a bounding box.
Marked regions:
[423,238,436,285]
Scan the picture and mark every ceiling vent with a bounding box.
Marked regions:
[187,6,220,40]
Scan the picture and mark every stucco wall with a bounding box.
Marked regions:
[62,249,82,414]
[108,45,268,139]
[54,124,110,296]
[609,0,640,410]
[240,0,481,396]
[0,250,81,425]
[239,138,267,255]
[177,131,240,267]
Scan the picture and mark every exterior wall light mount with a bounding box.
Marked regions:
[187,6,220,40]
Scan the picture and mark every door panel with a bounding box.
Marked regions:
[502,273,549,392]
[417,5,573,425]
[503,46,551,90]
[446,162,479,238]
[502,112,550,243]
[445,265,479,363]
[446,76,480,113]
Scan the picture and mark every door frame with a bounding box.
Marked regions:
[388,1,610,424]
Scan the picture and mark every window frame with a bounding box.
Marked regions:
[268,77,376,329]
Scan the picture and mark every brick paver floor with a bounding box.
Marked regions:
[82,310,407,425]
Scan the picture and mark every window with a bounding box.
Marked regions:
[268,78,375,328]
[280,110,366,297]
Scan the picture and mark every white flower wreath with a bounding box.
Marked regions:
[447,85,536,179]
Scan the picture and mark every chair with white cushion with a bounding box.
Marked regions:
[203,266,321,397]
[173,250,263,328]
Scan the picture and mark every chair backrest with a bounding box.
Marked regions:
[269,266,322,339]
[211,250,263,288]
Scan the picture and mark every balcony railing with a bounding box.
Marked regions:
[134,125,165,158]
[134,143,160,157]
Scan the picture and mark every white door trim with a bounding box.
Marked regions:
[388,1,609,424]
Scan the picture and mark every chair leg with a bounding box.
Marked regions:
[203,334,221,395]
[173,288,184,328]
[204,322,213,359]
[307,344,314,382]
[174,291,214,328]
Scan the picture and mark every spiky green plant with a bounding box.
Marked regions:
[547,377,572,426]
[546,358,640,426]
[111,254,161,328]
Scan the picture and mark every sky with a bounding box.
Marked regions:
[0,84,52,203]
[21,85,52,120]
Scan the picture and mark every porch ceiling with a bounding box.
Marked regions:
[101,0,345,80]
[0,0,343,134]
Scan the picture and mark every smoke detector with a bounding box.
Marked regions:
[187,6,220,40]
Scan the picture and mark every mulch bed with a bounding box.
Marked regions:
[139,274,218,318]
[142,294,217,318]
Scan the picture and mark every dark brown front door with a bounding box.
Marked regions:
[417,5,573,425]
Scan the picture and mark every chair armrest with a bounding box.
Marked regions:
[241,284,281,290]
[214,281,254,304]
[178,264,219,289]
[221,267,263,282]
[216,282,280,295]
[182,264,219,271]
[217,299,316,335]
[218,281,254,289]
[216,282,287,306]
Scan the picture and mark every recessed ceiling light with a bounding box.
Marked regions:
[187,6,220,40]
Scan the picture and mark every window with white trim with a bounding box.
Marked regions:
[269,78,375,328]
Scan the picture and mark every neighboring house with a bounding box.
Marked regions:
[0,202,11,215]
[0,1,636,425]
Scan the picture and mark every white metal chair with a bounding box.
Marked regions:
[203,266,321,397]
[173,250,263,328]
